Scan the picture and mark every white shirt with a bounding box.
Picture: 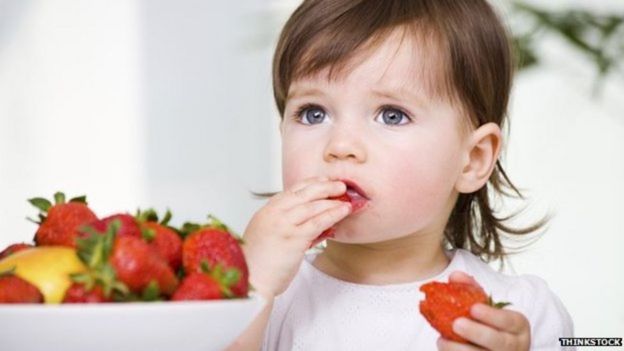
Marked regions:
[262,248,574,351]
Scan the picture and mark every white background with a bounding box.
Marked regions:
[0,0,622,338]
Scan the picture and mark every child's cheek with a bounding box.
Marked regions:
[282,166,301,191]
[387,156,457,230]
[281,153,312,191]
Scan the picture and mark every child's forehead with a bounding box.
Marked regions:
[288,27,450,103]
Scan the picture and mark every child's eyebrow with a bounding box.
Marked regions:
[371,87,427,107]
[286,87,325,101]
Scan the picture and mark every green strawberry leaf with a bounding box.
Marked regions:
[493,301,512,309]
[141,281,161,301]
[69,195,87,204]
[76,220,119,269]
[136,208,159,223]
[223,268,241,287]
[161,209,172,226]
[487,295,512,309]
[207,214,230,232]
[70,272,95,290]
[179,222,202,239]
[28,198,52,213]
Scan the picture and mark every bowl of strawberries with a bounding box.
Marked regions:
[0,192,265,351]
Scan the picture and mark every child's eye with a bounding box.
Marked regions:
[375,106,412,126]
[293,104,327,125]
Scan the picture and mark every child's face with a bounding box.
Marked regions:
[280,30,470,244]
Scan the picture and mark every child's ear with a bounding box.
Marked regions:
[455,122,502,194]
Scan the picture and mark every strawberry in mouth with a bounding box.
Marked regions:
[338,179,370,213]
[309,179,370,248]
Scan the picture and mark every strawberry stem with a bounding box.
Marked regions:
[54,192,66,205]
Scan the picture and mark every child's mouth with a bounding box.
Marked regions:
[339,179,370,214]
[309,178,370,249]
[344,186,369,213]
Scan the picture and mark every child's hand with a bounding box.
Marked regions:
[436,271,531,351]
[242,176,351,300]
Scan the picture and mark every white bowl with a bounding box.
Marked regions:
[0,294,265,351]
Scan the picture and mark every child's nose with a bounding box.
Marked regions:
[322,127,367,163]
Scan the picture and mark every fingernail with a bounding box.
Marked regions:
[471,303,484,317]
[453,318,467,333]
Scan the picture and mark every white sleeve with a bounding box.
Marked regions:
[507,274,575,351]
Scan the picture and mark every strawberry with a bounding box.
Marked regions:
[80,213,141,239]
[29,192,98,247]
[0,243,34,260]
[311,193,351,248]
[181,215,249,297]
[329,193,350,203]
[110,235,179,296]
[0,268,44,303]
[62,283,112,303]
[136,209,183,271]
[419,281,510,343]
[172,263,240,301]
[75,220,178,300]
[172,273,222,301]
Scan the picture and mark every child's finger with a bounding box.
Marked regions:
[270,176,328,203]
[437,337,486,351]
[452,317,512,350]
[289,176,329,193]
[286,199,347,225]
[297,201,351,240]
[470,303,529,334]
[280,180,346,209]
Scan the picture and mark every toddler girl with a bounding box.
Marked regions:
[231,0,574,349]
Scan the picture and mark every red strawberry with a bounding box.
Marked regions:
[29,192,98,247]
[311,193,351,248]
[137,209,183,271]
[109,235,178,296]
[329,193,350,203]
[0,269,44,303]
[80,213,141,239]
[419,281,510,343]
[75,220,178,300]
[142,222,182,271]
[181,215,249,297]
[172,273,223,301]
[0,243,34,260]
[62,283,112,303]
[172,262,240,301]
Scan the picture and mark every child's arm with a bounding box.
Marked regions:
[225,296,274,351]
[226,176,352,351]
[437,272,531,351]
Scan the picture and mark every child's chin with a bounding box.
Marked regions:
[327,231,374,244]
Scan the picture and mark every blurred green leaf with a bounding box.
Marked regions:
[510,0,624,87]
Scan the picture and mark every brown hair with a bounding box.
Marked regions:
[259,0,549,264]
